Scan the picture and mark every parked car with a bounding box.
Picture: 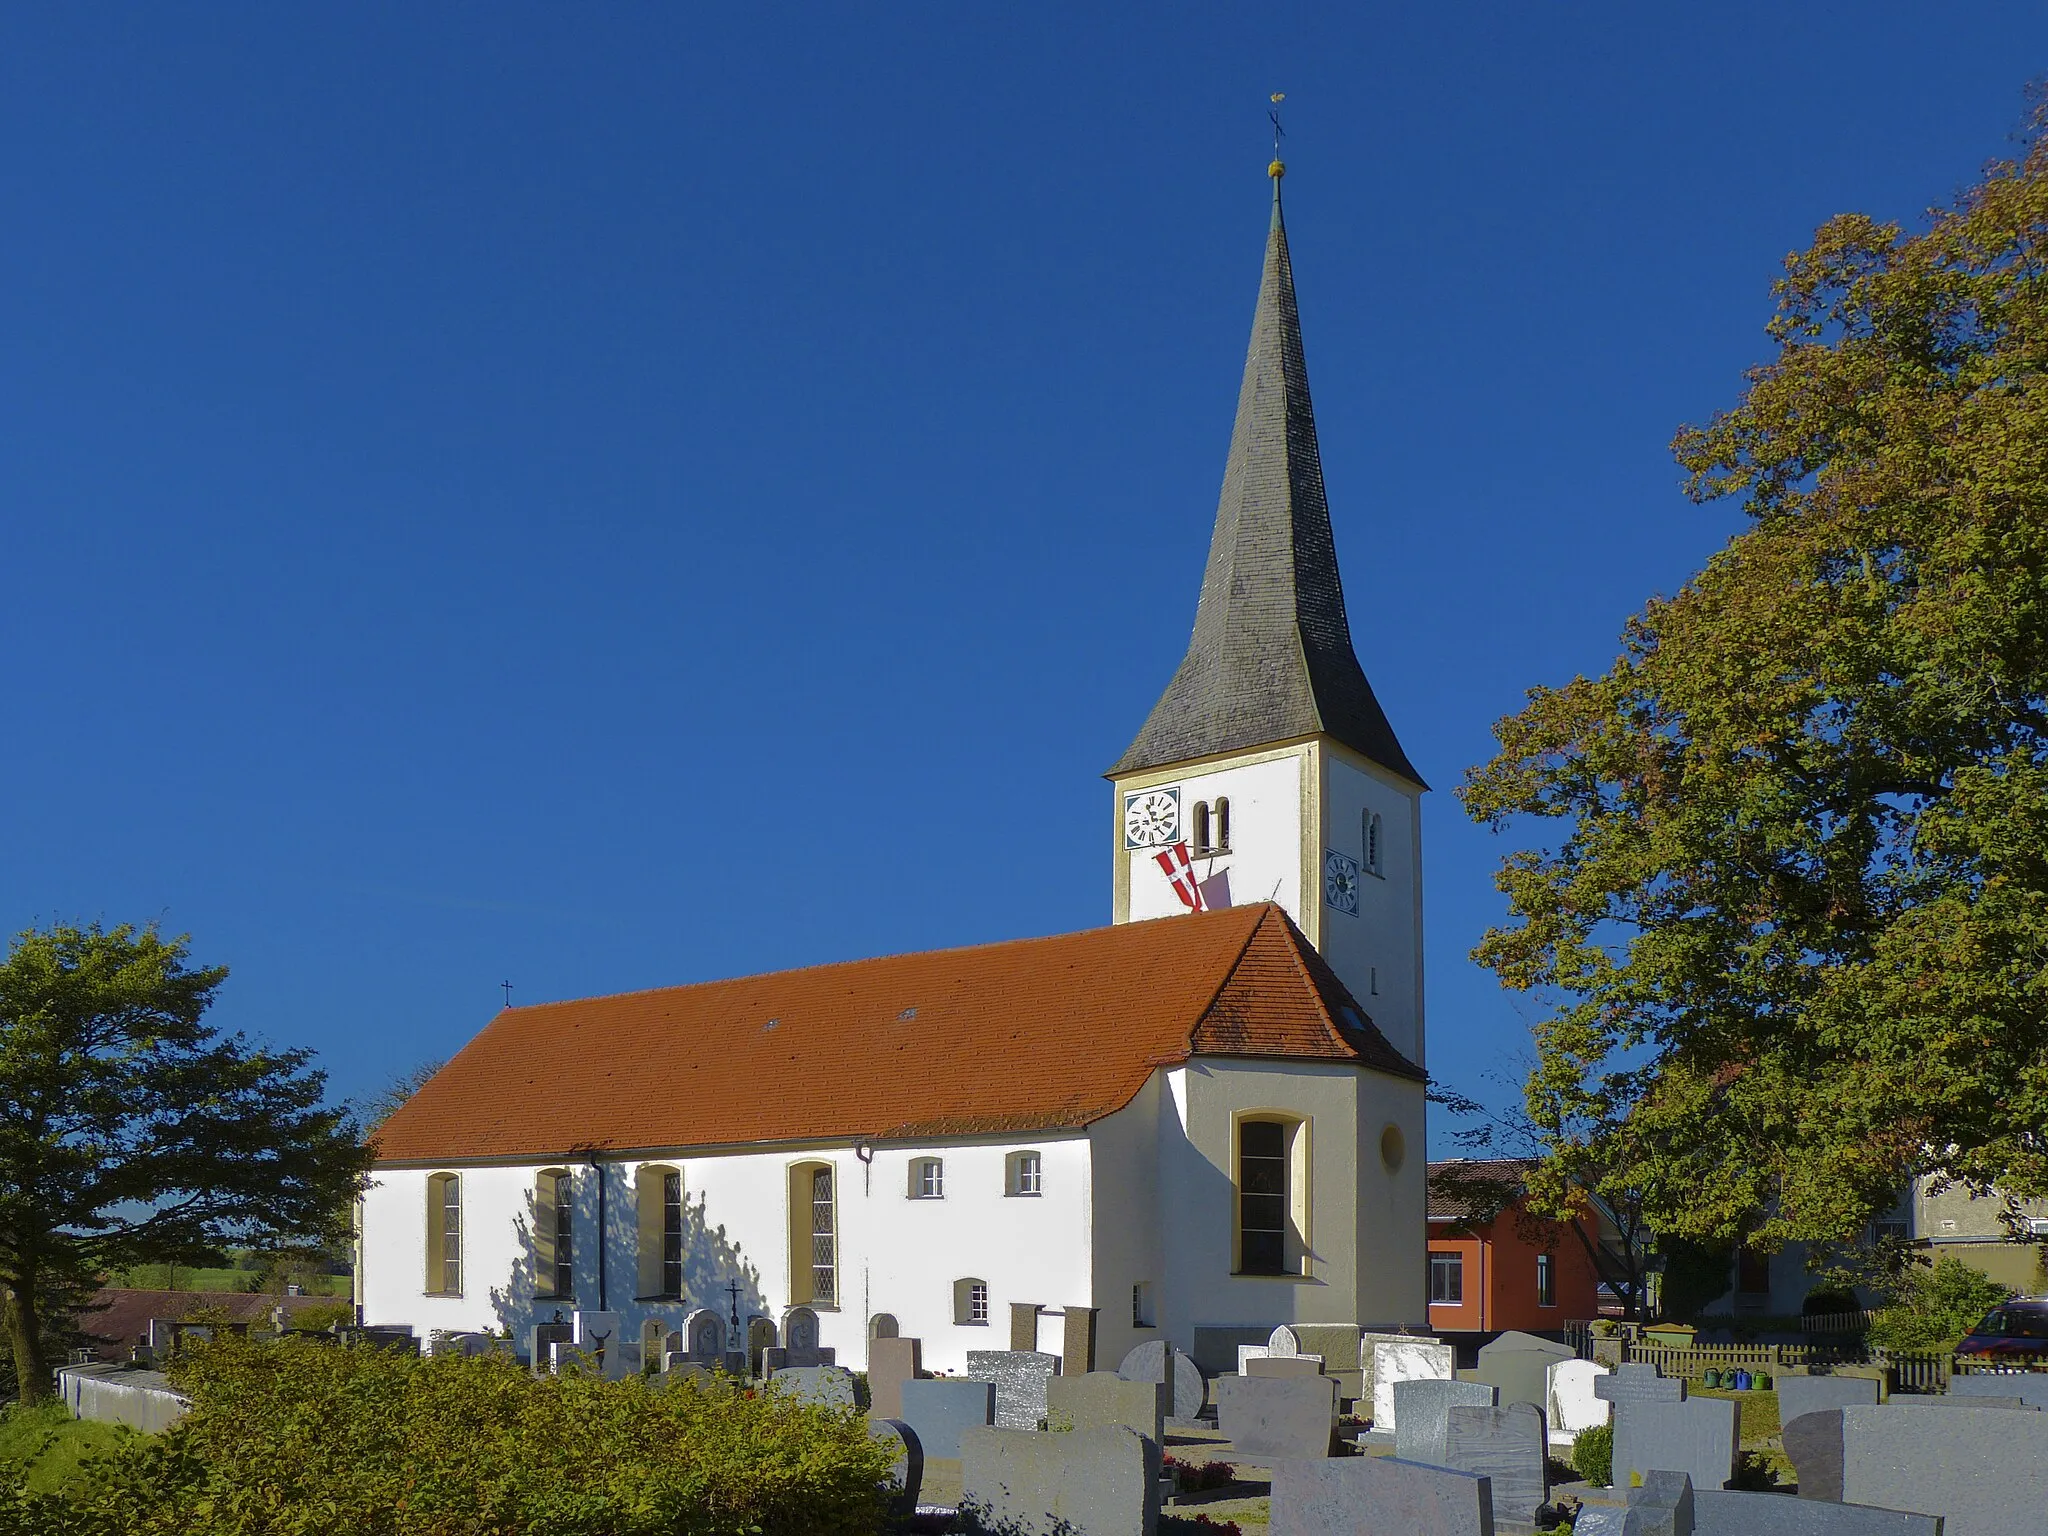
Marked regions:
[1956,1300,2048,1357]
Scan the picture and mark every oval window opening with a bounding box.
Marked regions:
[1380,1124,1405,1174]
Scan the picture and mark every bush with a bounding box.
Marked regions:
[1571,1421,1613,1487]
[1867,1255,2014,1352]
[0,1335,895,1536]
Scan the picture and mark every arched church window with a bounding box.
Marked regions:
[635,1165,683,1299]
[789,1162,836,1305]
[535,1168,573,1300]
[1214,797,1231,851]
[425,1172,463,1296]
[1192,801,1212,854]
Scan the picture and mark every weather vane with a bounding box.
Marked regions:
[1269,91,1286,179]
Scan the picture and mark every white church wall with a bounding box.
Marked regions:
[1087,1071,1166,1373]
[1351,1072,1430,1328]
[1316,746,1425,1065]
[1155,1056,1423,1340]
[1117,749,1306,925]
[362,1132,1093,1375]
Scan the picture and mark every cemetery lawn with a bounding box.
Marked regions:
[0,1403,134,1494]
[104,1264,352,1295]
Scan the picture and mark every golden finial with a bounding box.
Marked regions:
[1268,92,1287,179]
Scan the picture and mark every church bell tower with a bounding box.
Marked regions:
[1109,164,1427,1067]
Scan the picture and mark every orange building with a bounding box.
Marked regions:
[1426,1159,1603,1334]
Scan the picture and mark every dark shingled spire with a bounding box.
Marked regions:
[1111,180,1423,787]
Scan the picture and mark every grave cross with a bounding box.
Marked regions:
[726,1279,743,1332]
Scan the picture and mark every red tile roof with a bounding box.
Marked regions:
[374,903,1422,1165]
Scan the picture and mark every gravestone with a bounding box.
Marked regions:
[1547,1358,1611,1441]
[1473,1330,1574,1414]
[1238,1345,1273,1373]
[1248,1355,1327,1380]
[782,1306,820,1353]
[1047,1371,1167,1450]
[868,1417,923,1520]
[1886,1391,2029,1410]
[779,1346,836,1369]
[1266,1453,1495,1536]
[1370,1335,1456,1430]
[867,1335,924,1422]
[899,1376,995,1460]
[1117,1340,1206,1420]
[683,1309,725,1363]
[663,1359,712,1388]
[967,1349,1061,1430]
[760,1346,788,1375]
[1693,1489,1942,1535]
[1269,1325,1303,1356]
[1777,1374,1882,1427]
[1393,1378,1498,1468]
[960,1422,1159,1536]
[1783,1409,1845,1502]
[768,1364,856,1409]
[1576,1470,1694,1536]
[1612,1395,1738,1492]
[1841,1400,2048,1534]
[529,1320,572,1371]
[571,1309,622,1370]
[1290,1323,1367,1403]
[1446,1402,1548,1528]
[1595,1363,1685,1407]
[1214,1373,1338,1461]
[1950,1371,2048,1408]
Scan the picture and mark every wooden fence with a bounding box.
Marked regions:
[1611,1337,2048,1393]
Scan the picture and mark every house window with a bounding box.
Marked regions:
[1192,800,1212,854]
[954,1278,989,1325]
[426,1172,462,1296]
[910,1158,944,1199]
[1007,1151,1043,1197]
[1236,1116,1307,1276]
[1430,1252,1463,1304]
[1537,1252,1556,1308]
[789,1162,837,1305]
[535,1169,573,1300]
[1364,811,1383,876]
[635,1165,684,1299]
[1736,1244,1771,1296]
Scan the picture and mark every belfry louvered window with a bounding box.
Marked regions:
[810,1168,836,1303]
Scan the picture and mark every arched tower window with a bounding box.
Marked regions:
[1214,796,1230,851]
[535,1168,573,1300]
[425,1171,463,1296]
[636,1165,683,1300]
[1192,800,1212,854]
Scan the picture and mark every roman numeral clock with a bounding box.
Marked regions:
[1122,787,1180,849]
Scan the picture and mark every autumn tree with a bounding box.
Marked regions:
[0,924,370,1401]
[1464,101,2048,1255]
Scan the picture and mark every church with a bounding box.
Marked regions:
[363,165,1431,1380]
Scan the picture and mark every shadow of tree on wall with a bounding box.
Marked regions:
[486,1174,767,1356]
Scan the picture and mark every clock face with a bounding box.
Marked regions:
[1123,787,1181,849]
[1324,849,1361,915]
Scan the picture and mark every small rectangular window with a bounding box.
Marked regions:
[912,1158,944,1199]
[1009,1151,1042,1197]
[1429,1252,1463,1304]
[1536,1252,1555,1308]
[970,1281,988,1324]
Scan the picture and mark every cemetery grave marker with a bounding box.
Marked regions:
[1393,1378,1498,1469]
[967,1348,1061,1430]
[899,1376,995,1460]
[960,1422,1159,1536]
[1266,1453,1495,1536]
[1213,1372,1338,1461]
[1446,1401,1548,1528]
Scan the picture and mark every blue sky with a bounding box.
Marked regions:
[3,6,2042,1139]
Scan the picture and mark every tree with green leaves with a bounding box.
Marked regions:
[1463,100,2048,1257]
[0,923,371,1402]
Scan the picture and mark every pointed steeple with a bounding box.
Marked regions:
[1110,175,1423,786]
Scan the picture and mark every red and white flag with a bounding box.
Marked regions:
[1154,841,1206,912]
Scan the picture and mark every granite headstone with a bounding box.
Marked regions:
[1393,1378,1498,1468]
[1370,1335,1457,1430]
[1446,1402,1548,1527]
[1783,1409,1845,1502]
[1267,1453,1496,1536]
[1595,1363,1685,1407]
[868,1417,924,1520]
[898,1377,995,1461]
[768,1364,856,1409]
[1247,1355,1327,1380]
[1693,1489,1942,1535]
[1047,1370,1167,1449]
[866,1335,924,1422]
[1473,1330,1575,1414]
[1841,1400,2048,1534]
[1776,1375,1881,1428]
[960,1422,1159,1536]
[1949,1371,2048,1408]
[967,1349,1062,1430]
[1612,1395,1738,1492]
[1547,1358,1611,1439]
[1214,1373,1338,1461]
[1117,1340,1206,1419]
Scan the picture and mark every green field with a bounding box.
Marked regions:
[0,1404,135,1495]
